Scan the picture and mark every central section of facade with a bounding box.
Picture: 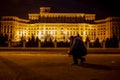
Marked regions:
[27,7,96,42]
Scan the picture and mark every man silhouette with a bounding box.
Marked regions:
[69,35,87,65]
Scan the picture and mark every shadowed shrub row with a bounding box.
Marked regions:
[0,33,119,48]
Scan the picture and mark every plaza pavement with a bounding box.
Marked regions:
[0,51,120,80]
[0,47,120,53]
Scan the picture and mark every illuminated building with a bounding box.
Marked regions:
[0,7,120,42]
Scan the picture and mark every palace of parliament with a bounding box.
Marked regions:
[0,7,120,42]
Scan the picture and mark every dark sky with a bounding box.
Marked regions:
[0,0,120,20]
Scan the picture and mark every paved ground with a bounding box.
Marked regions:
[0,51,120,80]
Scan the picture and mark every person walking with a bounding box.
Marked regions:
[68,35,87,65]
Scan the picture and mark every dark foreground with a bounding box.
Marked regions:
[0,52,120,80]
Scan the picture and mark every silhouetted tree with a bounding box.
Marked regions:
[0,33,8,47]
[105,38,110,48]
[85,36,90,47]
[36,36,39,45]
[93,37,102,48]
[31,34,36,43]
[112,35,119,48]
[43,34,54,47]
[105,36,119,48]
[26,34,37,47]
[18,36,24,47]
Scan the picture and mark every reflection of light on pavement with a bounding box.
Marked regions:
[0,52,68,56]
[88,54,120,56]
[111,60,115,63]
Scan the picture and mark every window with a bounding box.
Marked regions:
[81,31,83,35]
[61,28,63,30]
[61,31,64,35]
[73,31,75,35]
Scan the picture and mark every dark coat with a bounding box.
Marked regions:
[69,37,87,56]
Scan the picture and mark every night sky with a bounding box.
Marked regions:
[0,0,120,20]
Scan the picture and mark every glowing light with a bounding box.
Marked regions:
[83,31,86,35]
[22,30,26,35]
[38,31,42,39]
[83,31,86,42]
[50,31,53,35]
[63,31,67,35]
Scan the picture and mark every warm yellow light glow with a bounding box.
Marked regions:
[83,31,86,42]
[63,31,67,35]
[22,30,26,34]
[83,31,86,35]
[50,31,53,35]
[19,31,23,37]
[43,28,46,35]
[1,7,119,42]
[38,32,41,38]
[19,30,26,36]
